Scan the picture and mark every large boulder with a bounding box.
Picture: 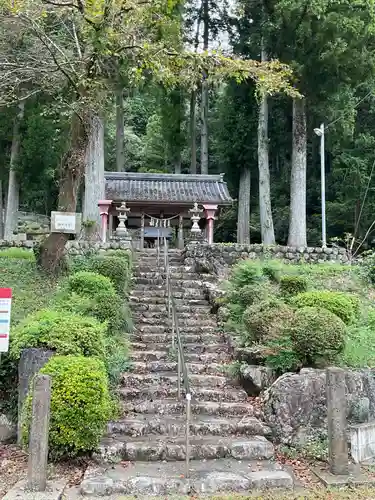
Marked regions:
[262,368,375,446]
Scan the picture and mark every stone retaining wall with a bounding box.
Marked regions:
[184,243,350,277]
[0,239,131,256]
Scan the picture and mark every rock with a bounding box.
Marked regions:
[247,470,293,490]
[240,365,277,395]
[262,368,375,446]
[203,282,226,312]
[0,414,15,442]
[200,472,250,493]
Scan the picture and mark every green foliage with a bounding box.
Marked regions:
[69,254,131,296]
[0,354,18,419]
[104,334,130,386]
[262,260,283,282]
[288,307,347,367]
[263,334,302,374]
[66,271,116,298]
[242,298,295,344]
[22,356,113,459]
[10,309,106,359]
[291,291,358,325]
[280,275,308,298]
[228,282,269,308]
[230,260,263,288]
[0,248,35,260]
[57,290,132,335]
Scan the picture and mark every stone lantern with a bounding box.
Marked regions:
[115,202,130,238]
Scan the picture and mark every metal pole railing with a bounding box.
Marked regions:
[162,237,190,478]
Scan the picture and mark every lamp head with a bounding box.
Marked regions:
[314,127,323,137]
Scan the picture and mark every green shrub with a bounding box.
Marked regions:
[0,248,35,260]
[288,307,346,366]
[340,325,375,368]
[22,356,113,458]
[291,290,357,325]
[280,275,308,297]
[360,251,375,284]
[228,282,269,308]
[70,254,131,296]
[242,298,295,343]
[66,271,116,298]
[57,291,133,335]
[104,333,130,386]
[263,334,302,373]
[262,260,283,282]
[10,309,106,359]
[230,260,263,288]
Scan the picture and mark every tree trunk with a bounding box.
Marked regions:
[83,112,105,225]
[38,111,89,273]
[288,98,307,247]
[237,166,251,244]
[4,101,25,241]
[200,0,209,175]
[0,180,3,240]
[258,44,275,245]
[116,88,125,172]
[190,90,197,174]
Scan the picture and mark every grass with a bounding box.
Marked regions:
[0,247,35,260]
[0,257,57,325]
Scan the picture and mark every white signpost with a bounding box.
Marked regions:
[0,288,12,353]
[51,211,81,234]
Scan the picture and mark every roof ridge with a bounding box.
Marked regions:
[104,172,226,182]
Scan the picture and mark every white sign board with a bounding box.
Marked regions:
[51,211,81,234]
[0,288,12,353]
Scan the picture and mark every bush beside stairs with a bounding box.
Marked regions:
[79,248,294,497]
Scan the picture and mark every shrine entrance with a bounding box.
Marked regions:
[98,172,233,248]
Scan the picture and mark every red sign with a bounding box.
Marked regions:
[0,288,12,352]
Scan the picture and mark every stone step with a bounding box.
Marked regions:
[133,324,217,334]
[130,332,223,344]
[130,288,204,299]
[133,310,215,320]
[98,435,274,462]
[122,399,253,417]
[79,460,293,497]
[134,278,208,287]
[130,296,208,306]
[131,303,211,313]
[135,271,215,281]
[118,385,247,403]
[130,361,228,376]
[130,342,228,355]
[129,350,230,363]
[107,415,270,438]
[121,372,230,389]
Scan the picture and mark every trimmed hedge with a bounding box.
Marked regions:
[288,306,346,366]
[228,282,269,308]
[242,297,295,343]
[291,290,357,325]
[280,275,308,297]
[69,254,131,296]
[10,309,106,359]
[22,356,113,458]
[66,271,116,297]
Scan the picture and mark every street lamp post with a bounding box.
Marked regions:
[314,123,327,248]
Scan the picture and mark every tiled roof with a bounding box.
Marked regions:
[105,172,233,205]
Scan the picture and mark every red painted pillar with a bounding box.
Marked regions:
[203,204,218,244]
[98,200,113,243]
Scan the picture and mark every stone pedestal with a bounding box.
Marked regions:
[326,367,349,475]
[18,348,54,446]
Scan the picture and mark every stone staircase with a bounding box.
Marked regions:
[79,248,294,497]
